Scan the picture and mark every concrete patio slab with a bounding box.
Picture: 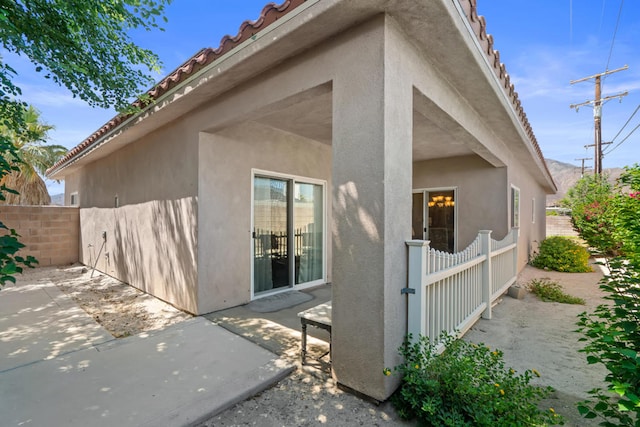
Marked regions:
[0,273,294,427]
[0,279,113,372]
[1,317,293,427]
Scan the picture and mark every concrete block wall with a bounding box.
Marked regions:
[0,206,80,266]
[546,215,579,238]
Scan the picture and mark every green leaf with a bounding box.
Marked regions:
[586,355,600,364]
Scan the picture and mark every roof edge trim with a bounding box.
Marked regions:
[46,0,314,179]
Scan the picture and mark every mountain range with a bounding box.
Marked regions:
[545,159,624,206]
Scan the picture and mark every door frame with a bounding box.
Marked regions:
[251,168,327,300]
[412,186,458,252]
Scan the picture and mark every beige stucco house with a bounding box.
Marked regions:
[47,0,556,400]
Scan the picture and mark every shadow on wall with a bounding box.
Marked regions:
[106,197,198,314]
[331,180,408,396]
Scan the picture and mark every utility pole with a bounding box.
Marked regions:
[575,157,592,177]
[584,141,612,173]
[570,65,628,174]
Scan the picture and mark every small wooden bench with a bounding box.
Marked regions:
[297,301,331,365]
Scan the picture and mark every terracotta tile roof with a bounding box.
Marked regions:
[47,0,306,176]
[49,0,553,187]
[459,0,553,184]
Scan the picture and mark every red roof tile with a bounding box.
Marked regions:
[48,0,553,187]
[460,0,553,184]
[47,0,306,176]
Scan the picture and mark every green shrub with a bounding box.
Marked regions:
[385,334,562,426]
[530,236,592,272]
[527,278,585,305]
[576,165,640,426]
[577,259,640,426]
[562,175,619,255]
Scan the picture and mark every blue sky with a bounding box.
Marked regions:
[7,1,640,196]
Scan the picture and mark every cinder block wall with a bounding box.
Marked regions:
[0,206,80,266]
[546,215,579,238]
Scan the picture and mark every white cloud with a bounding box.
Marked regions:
[17,82,86,108]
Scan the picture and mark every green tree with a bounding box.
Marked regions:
[0,0,169,110]
[0,105,67,205]
[0,0,170,287]
[562,174,618,254]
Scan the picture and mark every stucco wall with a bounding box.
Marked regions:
[506,155,549,269]
[65,119,199,208]
[67,120,199,313]
[197,122,332,313]
[79,199,197,313]
[413,155,508,250]
[0,206,79,266]
[58,9,554,401]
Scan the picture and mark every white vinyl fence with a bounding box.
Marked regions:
[405,228,519,344]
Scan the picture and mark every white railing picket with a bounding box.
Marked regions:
[405,227,519,345]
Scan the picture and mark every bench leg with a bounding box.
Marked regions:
[301,322,307,365]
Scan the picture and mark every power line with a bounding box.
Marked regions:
[575,157,593,177]
[607,104,640,144]
[603,0,624,83]
[604,121,640,156]
[569,65,628,174]
[569,0,573,45]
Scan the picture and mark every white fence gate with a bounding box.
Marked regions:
[405,228,518,344]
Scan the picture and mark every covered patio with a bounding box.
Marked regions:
[205,284,332,371]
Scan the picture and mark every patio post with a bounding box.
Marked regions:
[406,240,430,342]
[330,17,413,402]
[479,230,492,319]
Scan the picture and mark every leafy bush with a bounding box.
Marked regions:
[385,334,562,426]
[527,278,585,305]
[530,236,592,273]
[614,166,640,261]
[577,258,640,426]
[576,165,640,426]
[562,175,619,255]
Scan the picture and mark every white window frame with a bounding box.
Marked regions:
[70,192,79,206]
[531,197,535,224]
[511,185,520,228]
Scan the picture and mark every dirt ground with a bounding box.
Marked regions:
[201,263,610,427]
[38,262,610,426]
[38,264,192,337]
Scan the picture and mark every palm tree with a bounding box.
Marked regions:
[0,106,67,205]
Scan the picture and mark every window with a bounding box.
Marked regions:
[70,192,79,206]
[511,186,520,228]
[532,197,535,224]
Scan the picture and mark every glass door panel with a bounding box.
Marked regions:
[427,190,455,252]
[412,192,425,240]
[294,182,323,284]
[253,176,290,293]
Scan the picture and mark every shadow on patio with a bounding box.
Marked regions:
[204,284,331,370]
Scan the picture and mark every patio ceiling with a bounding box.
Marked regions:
[251,88,476,162]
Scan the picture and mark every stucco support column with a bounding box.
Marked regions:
[331,17,413,402]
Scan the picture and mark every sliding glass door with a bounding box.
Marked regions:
[295,182,323,284]
[253,173,325,296]
[253,176,290,293]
